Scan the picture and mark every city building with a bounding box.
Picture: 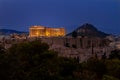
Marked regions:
[29,25,66,37]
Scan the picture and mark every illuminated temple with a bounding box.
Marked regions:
[29,25,66,37]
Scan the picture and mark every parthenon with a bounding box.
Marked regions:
[29,25,66,37]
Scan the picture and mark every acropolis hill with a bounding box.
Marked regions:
[0,23,114,62]
[28,23,112,61]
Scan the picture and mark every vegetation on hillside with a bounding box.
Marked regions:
[0,41,120,80]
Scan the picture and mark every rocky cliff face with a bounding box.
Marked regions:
[67,23,109,38]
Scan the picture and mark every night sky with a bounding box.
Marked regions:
[0,0,120,34]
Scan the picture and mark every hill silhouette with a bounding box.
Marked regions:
[0,29,28,35]
[67,23,109,38]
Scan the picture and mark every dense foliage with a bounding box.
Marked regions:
[0,41,120,80]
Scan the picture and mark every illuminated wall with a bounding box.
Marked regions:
[29,25,66,37]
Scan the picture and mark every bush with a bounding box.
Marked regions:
[102,75,119,80]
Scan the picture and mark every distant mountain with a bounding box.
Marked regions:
[67,23,110,38]
[0,29,28,35]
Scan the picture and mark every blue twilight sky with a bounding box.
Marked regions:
[0,0,120,34]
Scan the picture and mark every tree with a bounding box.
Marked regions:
[6,40,78,80]
[109,49,120,59]
[81,58,107,80]
[0,45,5,54]
[6,40,55,80]
[105,59,120,79]
[102,52,107,60]
[0,45,11,80]
[72,31,78,49]
[72,31,78,38]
